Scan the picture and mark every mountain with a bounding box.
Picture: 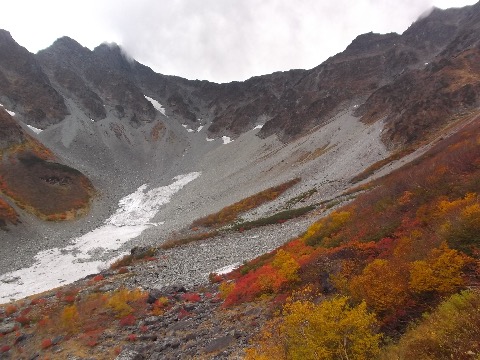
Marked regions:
[0,2,479,359]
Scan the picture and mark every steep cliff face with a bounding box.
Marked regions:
[20,4,480,146]
[0,30,68,129]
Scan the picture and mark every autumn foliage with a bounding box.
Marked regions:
[0,196,19,228]
[227,117,480,356]
[246,295,381,360]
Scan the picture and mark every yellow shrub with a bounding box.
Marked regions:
[219,281,236,300]
[107,288,146,317]
[247,296,381,360]
[350,259,409,313]
[303,211,351,247]
[410,243,466,294]
[271,249,300,282]
[61,304,80,332]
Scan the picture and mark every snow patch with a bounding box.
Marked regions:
[214,262,241,275]
[145,95,166,116]
[187,128,194,133]
[253,124,263,130]
[197,125,204,132]
[0,103,15,116]
[0,172,201,302]
[222,136,233,144]
[206,137,215,142]
[27,124,43,134]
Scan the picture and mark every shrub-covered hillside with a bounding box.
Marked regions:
[220,114,480,359]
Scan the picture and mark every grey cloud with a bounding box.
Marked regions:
[100,0,435,83]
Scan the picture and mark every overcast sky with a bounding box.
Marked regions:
[0,0,477,83]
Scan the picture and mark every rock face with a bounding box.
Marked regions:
[0,30,68,129]
[3,4,479,144]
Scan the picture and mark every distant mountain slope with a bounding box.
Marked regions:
[2,2,476,146]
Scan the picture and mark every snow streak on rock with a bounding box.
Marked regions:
[222,136,233,144]
[0,103,15,117]
[145,95,166,116]
[26,124,42,134]
[0,172,201,302]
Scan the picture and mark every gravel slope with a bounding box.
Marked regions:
[0,103,388,301]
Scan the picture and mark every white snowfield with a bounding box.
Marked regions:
[214,262,241,275]
[145,95,166,116]
[0,172,200,302]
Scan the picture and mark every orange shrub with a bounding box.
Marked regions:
[41,338,53,349]
[4,305,17,316]
[409,243,467,294]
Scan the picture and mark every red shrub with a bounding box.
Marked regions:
[15,315,30,326]
[182,292,201,302]
[119,314,136,327]
[63,295,76,304]
[41,338,53,349]
[92,274,104,282]
[30,298,47,306]
[0,345,10,353]
[127,334,137,342]
[178,308,191,320]
[80,331,101,347]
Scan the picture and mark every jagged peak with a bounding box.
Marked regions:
[37,35,92,61]
[0,29,14,42]
[94,41,135,64]
[50,36,85,50]
[343,32,400,56]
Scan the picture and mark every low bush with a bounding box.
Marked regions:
[191,178,301,228]
[382,290,480,359]
[160,230,219,249]
[233,205,315,231]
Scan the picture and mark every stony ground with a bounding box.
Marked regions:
[0,106,392,359]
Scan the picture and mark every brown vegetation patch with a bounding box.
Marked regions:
[296,143,334,164]
[160,230,220,250]
[191,178,301,228]
[0,152,94,219]
[0,196,18,228]
[150,121,166,141]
